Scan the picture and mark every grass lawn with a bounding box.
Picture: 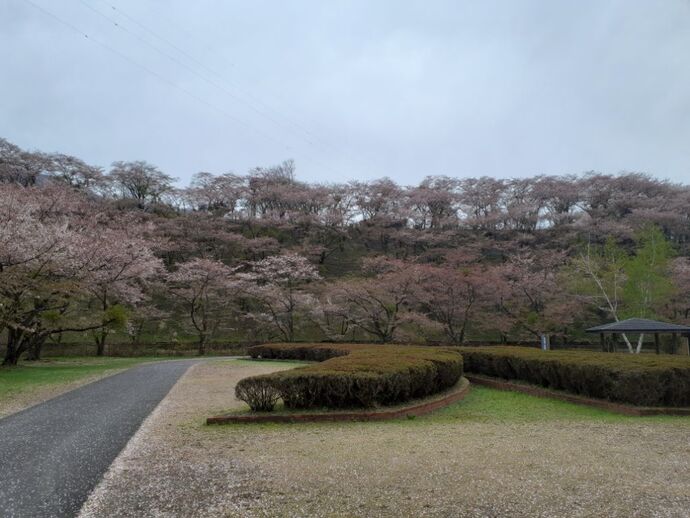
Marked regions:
[223,359,312,368]
[422,385,684,424]
[79,360,690,517]
[0,356,168,417]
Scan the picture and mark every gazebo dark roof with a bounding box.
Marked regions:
[586,318,690,334]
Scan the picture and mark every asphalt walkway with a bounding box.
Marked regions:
[0,360,198,517]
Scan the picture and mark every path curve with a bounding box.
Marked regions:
[0,360,200,518]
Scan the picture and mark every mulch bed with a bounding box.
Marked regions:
[465,374,690,416]
[207,377,470,424]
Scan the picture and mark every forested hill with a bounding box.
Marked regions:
[1,137,689,362]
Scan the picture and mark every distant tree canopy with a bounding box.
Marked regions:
[1,137,689,362]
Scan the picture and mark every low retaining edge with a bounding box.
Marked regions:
[465,374,690,416]
[207,377,471,424]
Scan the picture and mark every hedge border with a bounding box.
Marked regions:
[460,346,690,407]
[466,374,690,416]
[207,377,470,424]
[237,343,464,410]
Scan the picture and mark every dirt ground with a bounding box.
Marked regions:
[79,360,690,518]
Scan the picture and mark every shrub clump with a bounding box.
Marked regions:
[235,375,281,411]
[460,346,690,407]
[236,343,463,410]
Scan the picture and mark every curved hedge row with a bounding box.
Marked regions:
[236,343,463,411]
[460,346,690,407]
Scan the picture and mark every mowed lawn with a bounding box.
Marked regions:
[0,356,158,417]
[79,360,690,518]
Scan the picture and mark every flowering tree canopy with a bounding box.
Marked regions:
[166,258,237,355]
[238,253,321,342]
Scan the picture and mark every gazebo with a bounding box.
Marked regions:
[586,318,690,354]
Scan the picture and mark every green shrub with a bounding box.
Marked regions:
[460,346,690,407]
[237,343,463,410]
[235,375,281,411]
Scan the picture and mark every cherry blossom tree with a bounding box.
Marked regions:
[125,305,169,345]
[4,137,690,355]
[187,171,244,214]
[351,177,404,221]
[458,177,505,230]
[416,260,493,344]
[43,153,104,191]
[81,225,164,355]
[0,185,122,364]
[495,252,581,344]
[109,161,176,208]
[238,253,321,342]
[326,258,425,343]
[166,258,236,355]
[406,176,460,230]
[0,138,48,186]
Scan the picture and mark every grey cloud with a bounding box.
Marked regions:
[1,0,689,185]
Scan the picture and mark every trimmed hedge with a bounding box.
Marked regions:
[236,343,463,411]
[460,346,690,407]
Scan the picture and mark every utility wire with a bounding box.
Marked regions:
[101,3,388,178]
[99,0,339,154]
[76,0,348,177]
[24,0,355,179]
[23,0,291,152]
[77,0,303,144]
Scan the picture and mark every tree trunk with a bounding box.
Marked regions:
[95,332,107,356]
[457,325,466,345]
[620,332,635,353]
[198,334,207,356]
[29,333,50,361]
[96,295,109,356]
[2,342,21,366]
[2,329,28,366]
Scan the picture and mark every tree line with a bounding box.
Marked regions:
[1,137,689,364]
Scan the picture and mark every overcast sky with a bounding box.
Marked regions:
[2,0,690,186]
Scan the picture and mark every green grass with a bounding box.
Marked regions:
[420,386,690,424]
[226,359,313,368]
[206,362,690,434]
[0,356,163,403]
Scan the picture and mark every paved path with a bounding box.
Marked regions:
[0,360,199,518]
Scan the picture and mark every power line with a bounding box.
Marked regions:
[23,0,356,180]
[99,0,340,155]
[77,0,303,144]
[101,3,389,179]
[22,0,291,151]
[75,0,349,177]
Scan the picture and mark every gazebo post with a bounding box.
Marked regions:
[672,333,678,355]
[654,333,660,355]
[600,332,605,352]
